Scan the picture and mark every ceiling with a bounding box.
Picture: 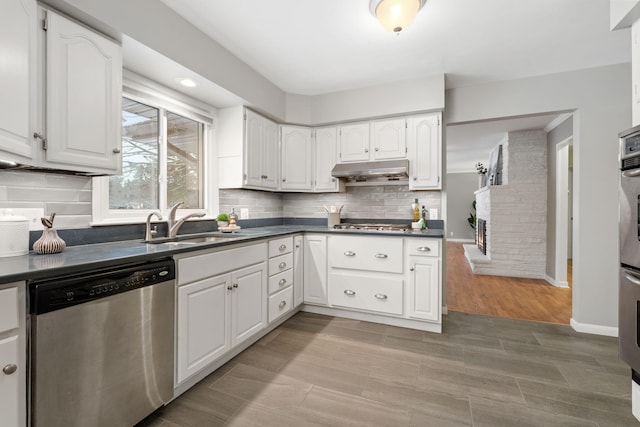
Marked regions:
[158,0,630,96]
[123,0,626,173]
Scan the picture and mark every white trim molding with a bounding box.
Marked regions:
[544,275,569,288]
[570,318,618,337]
[544,112,573,133]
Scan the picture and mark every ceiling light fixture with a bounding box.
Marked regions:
[369,0,426,33]
[176,77,197,88]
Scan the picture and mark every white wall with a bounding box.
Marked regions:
[446,63,631,334]
[446,173,477,241]
[286,75,445,125]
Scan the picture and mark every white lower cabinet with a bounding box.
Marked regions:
[0,283,25,427]
[407,257,439,321]
[293,235,304,307]
[175,243,267,385]
[303,234,328,305]
[329,271,403,315]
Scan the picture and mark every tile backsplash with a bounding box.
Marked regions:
[1,170,442,230]
[0,170,92,228]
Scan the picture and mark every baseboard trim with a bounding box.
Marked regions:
[448,238,475,243]
[570,318,618,337]
[544,275,569,288]
[442,304,448,315]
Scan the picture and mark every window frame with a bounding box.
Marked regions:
[92,74,218,225]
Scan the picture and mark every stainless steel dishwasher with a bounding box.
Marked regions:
[28,258,175,427]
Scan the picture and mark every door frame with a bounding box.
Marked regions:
[554,137,572,288]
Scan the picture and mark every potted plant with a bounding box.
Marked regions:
[216,213,230,228]
[476,162,488,188]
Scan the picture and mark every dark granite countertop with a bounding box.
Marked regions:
[0,225,443,285]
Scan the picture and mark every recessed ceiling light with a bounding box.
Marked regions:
[176,78,197,88]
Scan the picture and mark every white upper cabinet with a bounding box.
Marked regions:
[338,122,370,162]
[42,11,122,174]
[408,113,441,190]
[371,118,406,160]
[314,127,340,192]
[0,5,122,174]
[280,126,312,191]
[244,109,278,190]
[0,0,38,166]
[338,119,407,163]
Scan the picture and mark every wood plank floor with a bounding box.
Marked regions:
[138,311,632,427]
[446,242,572,324]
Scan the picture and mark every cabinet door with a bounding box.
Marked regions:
[45,11,122,174]
[371,118,406,160]
[244,109,264,187]
[338,122,370,163]
[314,127,339,192]
[293,235,304,307]
[177,274,231,384]
[0,0,37,165]
[281,126,312,191]
[408,113,441,190]
[303,235,328,305]
[231,263,267,347]
[262,118,279,189]
[408,257,440,321]
[0,335,19,427]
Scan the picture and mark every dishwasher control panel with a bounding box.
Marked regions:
[29,258,175,315]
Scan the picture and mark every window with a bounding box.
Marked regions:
[93,84,214,225]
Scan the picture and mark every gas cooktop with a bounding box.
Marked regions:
[333,223,411,233]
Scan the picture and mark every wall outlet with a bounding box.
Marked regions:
[5,208,45,230]
[429,209,438,219]
[240,208,249,220]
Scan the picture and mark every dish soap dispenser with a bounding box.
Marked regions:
[412,198,420,222]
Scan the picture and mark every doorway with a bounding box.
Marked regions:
[554,138,573,288]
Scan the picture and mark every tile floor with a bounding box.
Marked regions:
[138,311,636,427]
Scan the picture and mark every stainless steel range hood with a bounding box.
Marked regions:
[331,159,409,180]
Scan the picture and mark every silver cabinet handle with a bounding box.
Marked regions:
[344,251,356,257]
[3,364,17,375]
[112,147,121,154]
[295,244,300,248]
[417,247,431,252]
[374,293,388,300]
[279,300,287,308]
[233,283,239,288]
[279,244,287,251]
[279,262,287,269]
[364,148,369,153]
[344,289,356,296]
[279,278,287,286]
[227,285,233,290]
[375,147,379,152]
[410,267,415,271]
[282,178,286,182]
[375,253,388,259]
[414,177,417,181]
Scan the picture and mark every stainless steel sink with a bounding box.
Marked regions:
[144,232,240,245]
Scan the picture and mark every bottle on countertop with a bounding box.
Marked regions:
[421,205,428,230]
[229,208,238,226]
[412,198,420,222]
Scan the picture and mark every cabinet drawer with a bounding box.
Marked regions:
[406,239,440,257]
[268,269,293,295]
[268,286,293,323]
[0,287,18,333]
[269,237,293,257]
[178,243,267,285]
[329,271,403,315]
[328,236,403,273]
[269,253,293,275]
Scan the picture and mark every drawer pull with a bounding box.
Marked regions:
[417,246,431,252]
[279,300,287,308]
[374,253,388,259]
[233,283,239,288]
[344,289,356,296]
[279,244,287,251]
[2,364,17,375]
[279,278,287,286]
[374,293,388,300]
[344,251,356,257]
[279,262,287,269]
